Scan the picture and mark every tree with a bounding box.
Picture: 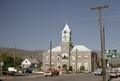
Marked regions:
[15,57,23,68]
[37,61,42,71]
[0,53,23,71]
[0,53,14,71]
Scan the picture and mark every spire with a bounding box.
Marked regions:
[62,24,71,32]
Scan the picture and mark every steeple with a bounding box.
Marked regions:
[61,24,71,43]
[62,24,71,33]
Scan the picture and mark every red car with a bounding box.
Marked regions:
[44,68,59,77]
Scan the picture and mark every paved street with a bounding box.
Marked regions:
[1,73,120,81]
[1,73,103,81]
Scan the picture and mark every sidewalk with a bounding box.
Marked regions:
[111,78,120,81]
[0,74,43,80]
[0,76,13,80]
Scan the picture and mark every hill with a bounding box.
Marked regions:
[0,48,45,62]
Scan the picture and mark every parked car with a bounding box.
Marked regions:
[84,70,91,74]
[109,72,118,78]
[93,68,102,75]
[115,70,120,77]
[110,68,120,77]
[9,67,17,75]
[2,67,17,76]
[44,68,59,77]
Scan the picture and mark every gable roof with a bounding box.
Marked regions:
[47,46,61,52]
[62,24,71,32]
[71,45,91,52]
[27,58,39,64]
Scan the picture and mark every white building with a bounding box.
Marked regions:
[43,24,97,72]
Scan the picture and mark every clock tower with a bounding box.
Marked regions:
[61,24,72,53]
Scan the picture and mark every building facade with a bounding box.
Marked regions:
[43,24,97,72]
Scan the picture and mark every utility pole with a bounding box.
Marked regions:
[68,43,71,71]
[91,5,109,81]
[49,40,52,69]
[14,44,16,68]
[76,49,78,73]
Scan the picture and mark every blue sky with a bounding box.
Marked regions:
[0,0,120,50]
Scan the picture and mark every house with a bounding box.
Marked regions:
[21,58,39,73]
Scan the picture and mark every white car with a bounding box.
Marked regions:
[93,68,102,75]
[44,71,52,77]
[84,70,91,74]
[109,72,117,78]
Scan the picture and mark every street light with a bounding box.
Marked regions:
[91,5,109,81]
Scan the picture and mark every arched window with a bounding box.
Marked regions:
[62,53,68,60]
[57,56,60,61]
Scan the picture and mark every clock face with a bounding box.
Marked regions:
[64,31,67,34]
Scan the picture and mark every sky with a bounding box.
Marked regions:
[0,0,120,51]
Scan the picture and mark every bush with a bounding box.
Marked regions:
[80,65,85,72]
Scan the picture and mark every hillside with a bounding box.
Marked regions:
[0,48,45,62]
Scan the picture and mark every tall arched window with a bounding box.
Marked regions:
[57,56,60,61]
